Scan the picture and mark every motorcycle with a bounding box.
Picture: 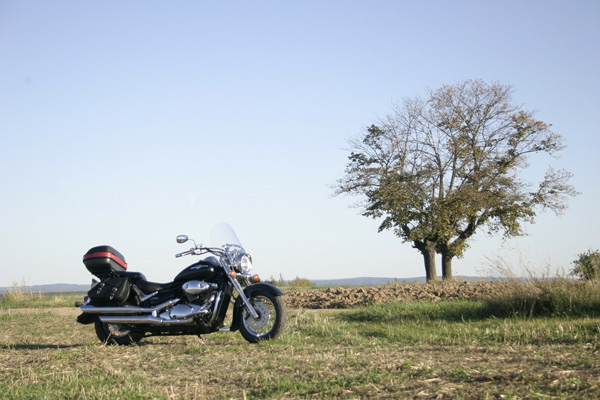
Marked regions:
[75,223,287,345]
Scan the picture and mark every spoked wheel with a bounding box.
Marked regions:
[94,319,144,345]
[238,292,287,343]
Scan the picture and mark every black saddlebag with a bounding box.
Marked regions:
[88,277,131,305]
[83,245,127,278]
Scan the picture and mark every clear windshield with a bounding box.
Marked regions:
[211,223,245,252]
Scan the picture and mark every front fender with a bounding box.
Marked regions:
[230,283,284,332]
[243,283,285,297]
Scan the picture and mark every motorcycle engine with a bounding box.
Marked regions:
[158,280,218,321]
[181,280,216,302]
[166,304,207,319]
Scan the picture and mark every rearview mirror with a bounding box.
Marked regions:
[176,235,189,244]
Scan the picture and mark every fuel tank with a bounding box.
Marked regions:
[174,257,219,282]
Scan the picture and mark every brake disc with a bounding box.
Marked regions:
[244,301,270,331]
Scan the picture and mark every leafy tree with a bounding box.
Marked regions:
[335,80,577,281]
[571,249,600,280]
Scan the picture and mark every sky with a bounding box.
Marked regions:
[1,0,599,287]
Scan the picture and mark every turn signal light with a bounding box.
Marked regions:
[229,270,236,277]
[253,274,260,282]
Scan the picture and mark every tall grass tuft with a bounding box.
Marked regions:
[289,276,314,288]
[2,279,42,303]
[482,255,600,317]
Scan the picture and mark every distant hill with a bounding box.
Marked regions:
[310,277,410,287]
[0,283,90,294]
[309,276,484,287]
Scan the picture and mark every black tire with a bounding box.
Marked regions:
[238,292,287,343]
[94,319,144,345]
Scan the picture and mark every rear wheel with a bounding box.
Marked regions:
[94,320,144,345]
[238,292,287,343]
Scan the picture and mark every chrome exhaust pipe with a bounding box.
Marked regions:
[79,299,179,314]
[98,304,211,325]
[98,300,210,325]
[99,315,194,325]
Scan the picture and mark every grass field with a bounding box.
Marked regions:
[1,286,599,399]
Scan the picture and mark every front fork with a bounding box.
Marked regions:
[228,275,260,319]
[228,282,285,333]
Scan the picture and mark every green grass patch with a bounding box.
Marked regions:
[339,299,600,345]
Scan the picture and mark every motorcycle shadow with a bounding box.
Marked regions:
[0,343,86,350]
[1,339,186,350]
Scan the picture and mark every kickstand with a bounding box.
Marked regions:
[197,334,206,343]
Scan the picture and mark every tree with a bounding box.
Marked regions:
[571,249,600,281]
[335,80,577,281]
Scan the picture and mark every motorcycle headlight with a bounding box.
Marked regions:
[240,254,253,274]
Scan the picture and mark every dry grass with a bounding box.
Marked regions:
[1,300,599,399]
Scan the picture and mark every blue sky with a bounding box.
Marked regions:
[1,0,599,287]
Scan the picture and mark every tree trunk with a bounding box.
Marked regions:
[415,240,437,281]
[441,251,453,280]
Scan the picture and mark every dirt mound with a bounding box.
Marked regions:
[284,280,501,309]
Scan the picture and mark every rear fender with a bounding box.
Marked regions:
[76,312,97,325]
[230,283,284,332]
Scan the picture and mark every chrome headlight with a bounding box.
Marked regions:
[240,254,253,274]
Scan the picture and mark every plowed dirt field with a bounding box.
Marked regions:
[285,280,501,309]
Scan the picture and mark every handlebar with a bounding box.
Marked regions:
[175,250,193,258]
[175,246,226,258]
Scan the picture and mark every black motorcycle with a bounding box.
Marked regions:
[76,223,287,345]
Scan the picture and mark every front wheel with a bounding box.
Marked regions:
[238,292,287,343]
[94,319,144,345]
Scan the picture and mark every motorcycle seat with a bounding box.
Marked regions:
[113,271,147,281]
[112,270,176,293]
[136,280,173,293]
